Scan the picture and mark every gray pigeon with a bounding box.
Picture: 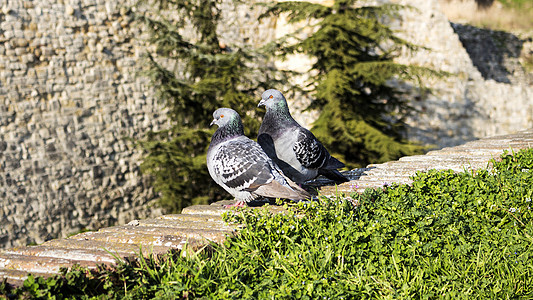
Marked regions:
[258,89,349,184]
[207,108,310,207]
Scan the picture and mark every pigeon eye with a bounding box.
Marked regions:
[269,95,273,99]
[220,114,224,118]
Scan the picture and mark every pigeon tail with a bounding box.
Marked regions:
[283,176,312,199]
[318,169,349,183]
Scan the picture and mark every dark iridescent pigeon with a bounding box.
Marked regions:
[207,108,310,207]
[257,89,349,184]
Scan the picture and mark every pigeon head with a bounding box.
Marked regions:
[258,89,288,111]
[210,108,244,142]
[210,108,239,127]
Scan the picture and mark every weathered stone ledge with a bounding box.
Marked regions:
[1,128,532,287]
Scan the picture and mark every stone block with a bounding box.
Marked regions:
[21,54,35,64]
[0,252,99,274]
[7,246,111,264]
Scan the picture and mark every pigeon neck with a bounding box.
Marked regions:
[265,101,295,125]
[212,118,244,143]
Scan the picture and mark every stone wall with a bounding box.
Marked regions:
[0,0,167,248]
[393,0,532,147]
[1,0,531,248]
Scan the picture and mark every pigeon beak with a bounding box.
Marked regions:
[210,119,216,126]
[258,99,266,107]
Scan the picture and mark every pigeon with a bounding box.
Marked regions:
[257,89,349,184]
[207,108,310,207]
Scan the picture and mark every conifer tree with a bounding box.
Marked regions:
[135,0,283,212]
[263,0,443,168]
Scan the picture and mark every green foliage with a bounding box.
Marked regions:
[135,0,284,212]
[4,148,533,298]
[263,0,446,168]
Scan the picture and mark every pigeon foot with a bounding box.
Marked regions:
[224,200,247,208]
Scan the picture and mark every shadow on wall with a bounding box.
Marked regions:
[451,23,525,84]
[395,80,483,150]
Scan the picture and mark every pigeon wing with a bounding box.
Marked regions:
[211,138,273,192]
[293,129,329,169]
[257,133,278,160]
